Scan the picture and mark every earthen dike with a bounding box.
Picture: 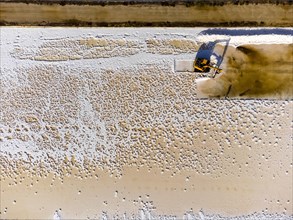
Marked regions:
[0,0,292,26]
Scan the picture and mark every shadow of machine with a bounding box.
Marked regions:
[194,39,230,78]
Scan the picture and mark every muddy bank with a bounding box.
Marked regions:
[1,0,292,6]
[0,3,292,26]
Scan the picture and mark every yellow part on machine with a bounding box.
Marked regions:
[201,59,208,64]
[193,58,222,73]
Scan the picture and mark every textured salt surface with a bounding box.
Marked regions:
[0,27,292,219]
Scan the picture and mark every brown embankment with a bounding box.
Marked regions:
[0,2,292,26]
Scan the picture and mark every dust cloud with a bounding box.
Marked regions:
[197,44,293,99]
